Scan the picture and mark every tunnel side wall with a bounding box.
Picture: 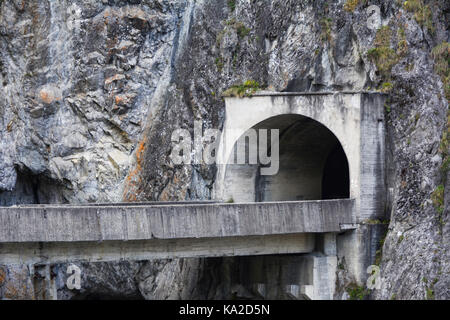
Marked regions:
[336,93,387,288]
[357,93,388,283]
[360,93,387,221]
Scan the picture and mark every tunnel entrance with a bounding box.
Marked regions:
[321,145,350,200]
[223,114,350,202]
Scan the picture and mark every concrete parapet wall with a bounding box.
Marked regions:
[0,200,355,243]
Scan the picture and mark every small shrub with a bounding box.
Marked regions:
[223,80,262,97]
[374,25,392,47]
[381,82,394,92]
[226,198,235,203]
[397,26,408,56]
[227,0,236,12]
[320,17,333,43]
[431,42,450,102]
[403,0,434,33]
[344,0,360,12]
[431,185,444,214]
[215,57,224,72]
[397,39,408,56]
[426,288,434,300]
[368,47,398,79]
[346,284,369,300]
[385,104,391,113]
[236,23,250,38]
[440,126,449,172]
[225,19,251,39]
[367,26,400,80]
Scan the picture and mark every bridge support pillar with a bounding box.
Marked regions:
[295,233,337,300]
[300,255,337,300]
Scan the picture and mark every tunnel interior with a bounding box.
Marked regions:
[223,114,350,202]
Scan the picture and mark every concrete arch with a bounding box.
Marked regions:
[214,93,363,204]
[221,113,351,202]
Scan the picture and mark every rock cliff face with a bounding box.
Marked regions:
[0,0,448,299]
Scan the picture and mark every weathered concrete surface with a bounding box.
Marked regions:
[0,200,355,243]
[0,200,354,265]
[215,92,386,219]
[214,92,386,286]
[0,234,315,265]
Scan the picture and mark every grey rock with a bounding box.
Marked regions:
[0,0,448,300]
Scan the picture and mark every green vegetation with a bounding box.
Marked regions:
[367,26,398,80]
[426,278,439,299]
[431,43,449,216]
[226,198,235,203]
[216,18,251,48]
[232,51,239,67]
[402,0,434,33]
[374,228,389,266]
[438,113,449,180]
[431,184,445,232]
[431,42,450,102]
[320,17,333,43]
[397,26,408,56]
[426,287,434,300]
[367,25,411,92]
[215,57,224,72]
[346,283,369,300]
[225,18,251,39]
[397,234,404,244]
[390,293,397,300]
[344,0,360,12]
[381,82,394,92]
[431,185,444,215]
[385,103,391,113]
[236,24,250,38]
[227,0,236,12]
[414,112,420,123]
[223,80,262,97]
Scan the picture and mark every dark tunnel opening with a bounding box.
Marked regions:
[321,145,350,200]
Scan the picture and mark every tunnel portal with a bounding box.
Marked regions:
[223,114,350,203]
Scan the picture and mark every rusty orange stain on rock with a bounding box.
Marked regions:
[39,88,61,104]
[114,95,125,105]
[123,137,146,202]
[105,74,125,86]
[0,267,6,286]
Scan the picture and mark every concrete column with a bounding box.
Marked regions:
[312,256,337,300]
[298,254,337,300]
